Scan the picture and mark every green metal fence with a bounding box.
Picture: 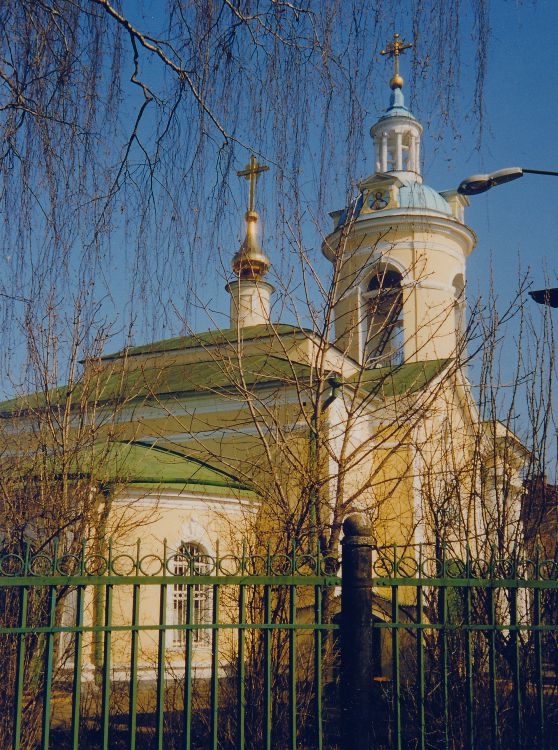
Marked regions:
[0,531,557,750]
[341,518,558,750]
[0,540,340,750]
[369,552,558,750]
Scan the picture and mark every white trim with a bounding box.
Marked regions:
[354,239,468,266]
[123,418,311,448]
[411,427,427,546]
[362,256,408,282]
[137,423,298,443]
[413,280,456,293]
[113,491,257,511]
[323,213,476,261]
[77,661,216,682]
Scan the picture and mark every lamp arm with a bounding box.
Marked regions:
[522,168,558,177]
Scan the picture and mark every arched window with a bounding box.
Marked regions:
[364,267,404,366]
[172,541,212,647]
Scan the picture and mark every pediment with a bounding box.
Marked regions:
[357,173,403,216]
[358,172,403,192]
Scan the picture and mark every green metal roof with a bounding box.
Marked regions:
[101,323,307,361]
[0,354,315,416]
[7,441,257,497]
[98,441,255,496]
[348,359,451,398]
[0,356,450,417]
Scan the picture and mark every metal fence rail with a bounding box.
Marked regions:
[341,518,558,750]
[1,528,557,749]
[0,540,340,750]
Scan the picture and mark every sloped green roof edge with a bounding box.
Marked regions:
[0,384,69,415]
[9,441,257,499]
[101,323,308,361]
[349,358,451,397]
[93,441,252,488]
[0,354,315,416]
[0,348,450,417]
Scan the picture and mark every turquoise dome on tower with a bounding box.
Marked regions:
[397,179,452,215]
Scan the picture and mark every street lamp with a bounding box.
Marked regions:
[458,166,558,307]
[457,167,558,196]
[529,288,558,308]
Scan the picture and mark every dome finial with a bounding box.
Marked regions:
[232,155,271,280]
[380,33,413,90]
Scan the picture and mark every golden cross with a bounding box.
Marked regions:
[380,33,413,78]
[237,155,269,212]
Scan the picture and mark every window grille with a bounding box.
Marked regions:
[172,542,212,646]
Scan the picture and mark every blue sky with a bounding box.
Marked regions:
[184,1,558,332]
[102,3,558,469]
[6,1,558,455]
[422,1,557,301]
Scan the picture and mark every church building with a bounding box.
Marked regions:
[0,36,527,677]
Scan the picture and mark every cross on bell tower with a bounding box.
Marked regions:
[380,33,413,90]
[371,33,422,176]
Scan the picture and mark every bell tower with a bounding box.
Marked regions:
[322,35,476,366]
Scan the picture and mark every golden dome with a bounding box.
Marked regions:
[231,210,271,280]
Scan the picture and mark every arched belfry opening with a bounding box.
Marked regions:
[364,267,404,366]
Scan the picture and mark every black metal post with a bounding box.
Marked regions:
[341,514,374,750]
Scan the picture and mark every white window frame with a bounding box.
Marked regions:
[171,541,212,648]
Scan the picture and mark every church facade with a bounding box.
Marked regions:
[0,40,527,677]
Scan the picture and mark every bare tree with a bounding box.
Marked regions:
[0,1,493,348]
[0,289,163,750]
[0,5,546,747]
